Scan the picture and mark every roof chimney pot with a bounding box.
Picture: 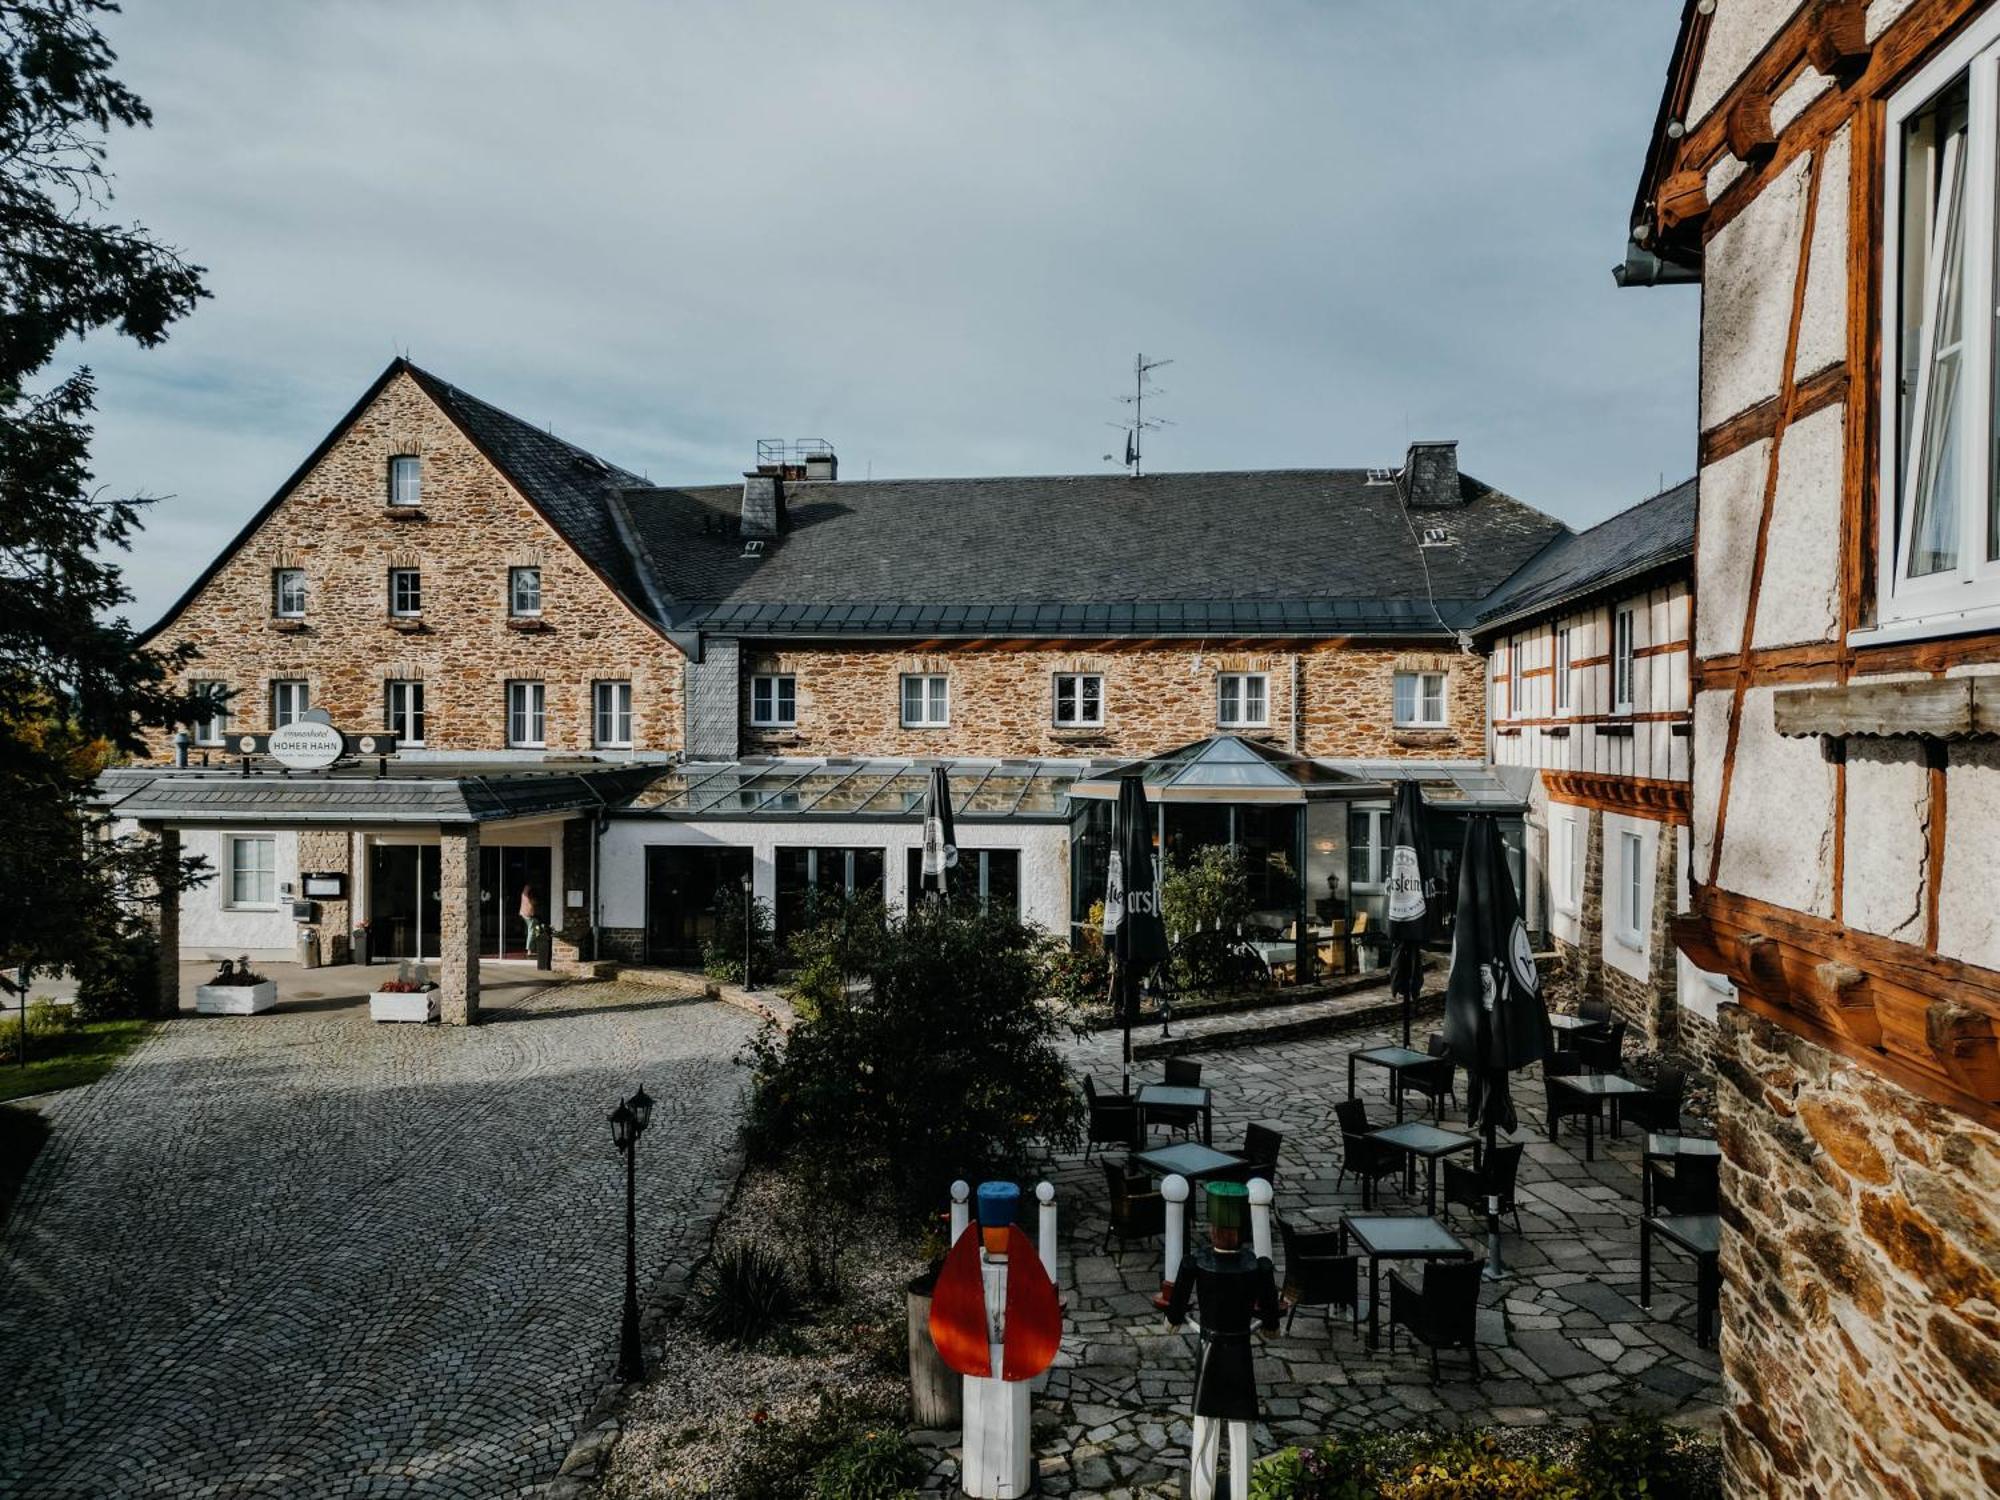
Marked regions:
[741,470,785,538]
[1400,440,1461,508]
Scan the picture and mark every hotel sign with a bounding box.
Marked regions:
[226,724,400,767]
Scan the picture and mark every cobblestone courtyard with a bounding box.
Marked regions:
[0,976,750,1500]
[935,1017,1725,1497]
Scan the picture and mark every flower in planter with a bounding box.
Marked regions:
[375,979,438,994]
[210,956,271,987]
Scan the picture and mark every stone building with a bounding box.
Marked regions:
[1627,0,2000,1493]
[1470,479,1735,1061]
[114,357,1572,1016]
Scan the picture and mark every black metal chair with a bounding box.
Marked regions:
[1388,1258,1484,1381]
[1442,1140,1524,1234]
[1334,1098,1401,1199]
[1579,998,1612,1025]
[1146,1057,1204,1138]
[1083,1075,1139,1162]
[1647,1151,1721,1216]
[1397,1034,1459,1122]
[1543,1052,1595,1141]
[1276,1216,1359,1333]
[1576,1019,1629,1076]
[1623,1065,1686,1134]
[1101,1160,1167,1254]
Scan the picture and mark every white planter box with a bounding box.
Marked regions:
[370,989,439,1024]
[194,979,277,1015]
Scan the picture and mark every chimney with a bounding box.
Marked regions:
[803,450,837,483]
[741,468,785,538]
[1400,440,1461,508]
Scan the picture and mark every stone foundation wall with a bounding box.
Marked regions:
[1714,1005,2000,1498]
[597,928,645,965]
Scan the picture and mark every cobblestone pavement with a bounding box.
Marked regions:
[921,1018,1724,1498]
[0,981,751,1500]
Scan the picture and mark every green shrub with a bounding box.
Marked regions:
[1378,1434,1580,1499]
[68,920,159,1021]
[1041,935,1109,1015]
[705,886,780,985]
[689,1244,802,1349]
[812,1429,927,1499]
[1251,1432,1398,1500]
[1573,1415,1720,1499]
[745,899,1084,1221]
[733,1389,907,1500]
[784,893,893,1023]
[0,998,79,1063]
[1252,1425,1720,1500]
[1162,845,1256,995]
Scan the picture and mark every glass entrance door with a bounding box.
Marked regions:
[369,844,442,960]
[644,846,752,965]
[479,846,553,959]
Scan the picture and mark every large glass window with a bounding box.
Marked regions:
[1217,672,1268,727]
[904,847,1020,916]
[751,674,796,726]
[507,680,546,747]
[594,680,633,748]
[386,679,425,744]
[228,835,277,908]
[1053,673,1104,726]
[1392,670,1447,727]
[900,674,949,727]
[775,847,886,940]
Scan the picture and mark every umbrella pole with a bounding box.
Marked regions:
[1481,1083,1505,1281]
[1118,964,1133,1095]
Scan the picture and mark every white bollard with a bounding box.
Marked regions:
[1248,1178,1274,1261]
[1156,1174,1190,1308]
[1036,1181,1058,1290]
[951,1179,971,1245]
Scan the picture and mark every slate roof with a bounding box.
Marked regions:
[94,763,663,825]
[616,469,1567,639]
[1470,478,1696,635]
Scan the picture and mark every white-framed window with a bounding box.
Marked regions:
[1554,626,1573,713]
[901,674,949,727]
[385,679,425,744]
[389,568,422,617]
[751,674,797,727]
[1392,670,1447,727]
[1217,672,1268,727]
[227,834,277,909]
[507,680,546,747]
[1053,672,1104,727]
[189,680,229,745]
[509,567,542,617]
[1876,17,2000,639]
[1618,830,1646,946]
[389,454,423,507]
[273,568,306,619]
[594,680,633,748]
[1612,606,1636,713]
[270,679,309,728]
[1551,810,1584,915]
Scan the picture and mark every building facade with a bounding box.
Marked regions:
[1630,1,2000,1493]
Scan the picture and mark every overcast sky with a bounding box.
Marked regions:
[76,0,1693,627]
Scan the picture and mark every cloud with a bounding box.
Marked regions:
[73,0,1693,627]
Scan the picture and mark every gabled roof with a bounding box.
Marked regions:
[617,468,1567,639]
[1471,477,1696,636]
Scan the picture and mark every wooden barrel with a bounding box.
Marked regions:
[906,1269,960,1428]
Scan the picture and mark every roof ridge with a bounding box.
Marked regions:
[401,360,646,484]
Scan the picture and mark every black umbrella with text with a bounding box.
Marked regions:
[920,765,957,899]
[1103,774,1167,1089]
[1384,779,1438,1048]
[1441,813,1548,1277]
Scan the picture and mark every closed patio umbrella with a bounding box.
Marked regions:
[1103,773,1167,1088]
[920,764,957,898]
[1441,813,1548,1276]
[1384,779,1438,1047]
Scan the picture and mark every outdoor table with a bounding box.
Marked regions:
[1134,1141,1248,1235]
[1338,1213,1475,1350]
[1641,1211,1721,1348]
[1135,1083,1214,1146]
[1347,1045,1432,1121]
[1547,1012,1598,1050]
[1641,1133,1722,1216]
[1365,1121,1479,1216]
[1550,1073,1651,1160]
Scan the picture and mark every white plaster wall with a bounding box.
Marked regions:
[1841,740,1931,944]
[1546,800,1586,950]
[1691,691,1733,880]
[598,819,1072,939]
[1751,402,1845,648]
[1937,741,2000,971]
[1673,825,1731,1023]
[1715,685,1838,916]
[1772,66,1832,135]
[1688,0,1810,127]
[178,827,300,959]
[1867,0,1918,42]
[1601,811,1663,982]
[1707,153,1747,204]
[1702,152,1811,427]
[1792,125,1851,379]
[1697,438,1773,656]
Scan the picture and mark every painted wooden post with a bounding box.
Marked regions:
[1036,1181,1058,1290]
[1248,1178,1273,1261]
[1155,1174,1190,1308]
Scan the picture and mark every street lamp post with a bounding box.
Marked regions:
[608,1083,655,1382]
[739,871,754,991]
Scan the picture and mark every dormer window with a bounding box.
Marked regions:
[509,567,542,617]
[273,568,306,619]
[389,455,422,507]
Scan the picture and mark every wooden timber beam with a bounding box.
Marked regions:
[1726,93,1777,166]
[1804,0,1872,79]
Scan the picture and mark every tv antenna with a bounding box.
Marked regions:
[1103,352,1172,476]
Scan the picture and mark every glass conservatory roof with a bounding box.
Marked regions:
[619,758,1080,821]
[1069,735,1371,803]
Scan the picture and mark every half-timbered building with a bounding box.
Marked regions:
[1629,1,2000,1493]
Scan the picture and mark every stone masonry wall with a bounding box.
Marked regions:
[738,641,1485,761]
[1714,1006,2000,1498]
[145,370,683,757]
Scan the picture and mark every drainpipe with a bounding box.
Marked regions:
[1289,655,1302,754]
[590,814,606,962]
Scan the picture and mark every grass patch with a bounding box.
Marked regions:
[0,1104,53,1230]
[0,1017,152,1104]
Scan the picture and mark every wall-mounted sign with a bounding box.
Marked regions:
[267,720,344,771]
[301,871,348,899]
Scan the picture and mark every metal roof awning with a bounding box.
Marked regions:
[92,762,665,826]
[618,758,1081,822]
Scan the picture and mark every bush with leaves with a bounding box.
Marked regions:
[811,1428,927,1500]
[689,1243,803,1349]
[1572,1414,1718,1499]
[1162,844,1257,995]
[1250,1422,1720,1500]
[784,892,893,1023]
[705,885,780,985]
[733,1388,909,1500]
[746,898,1083,1220]
[0,997,78,1063]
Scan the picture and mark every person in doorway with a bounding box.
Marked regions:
[519,883,544,958]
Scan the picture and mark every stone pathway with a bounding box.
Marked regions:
[0,981,751,1500]
[920,1018,1723,1497]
